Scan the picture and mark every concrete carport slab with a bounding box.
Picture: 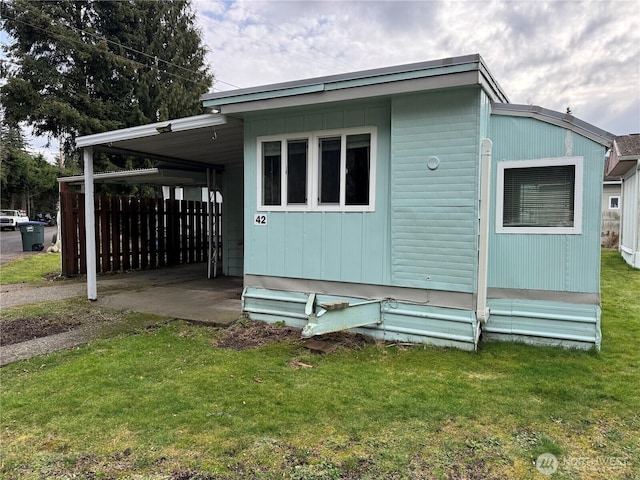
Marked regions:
[95,264,243,325]
[72,113,246,300]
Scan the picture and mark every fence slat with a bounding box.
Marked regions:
[61,193,213,276]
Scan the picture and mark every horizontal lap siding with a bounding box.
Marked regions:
[244,102,391,285]
[488,117,605,293]
[391,89,480,293]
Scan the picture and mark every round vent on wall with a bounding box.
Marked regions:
[427,156,440,170]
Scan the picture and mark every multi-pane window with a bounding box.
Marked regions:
[257,127,376,211]
[496,157,583,234]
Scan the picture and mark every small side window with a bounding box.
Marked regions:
[609,196,620,210]
[496,157,583,234]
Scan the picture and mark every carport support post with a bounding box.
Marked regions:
[84,147,98,300]
[207,168,217,279]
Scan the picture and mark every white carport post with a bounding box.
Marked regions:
[83,147,98,300]
[207,168,217,279]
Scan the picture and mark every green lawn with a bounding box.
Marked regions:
[0,253,62,285]
[1,250,638,479]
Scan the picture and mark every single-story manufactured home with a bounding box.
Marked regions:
[606,134,640,268]
[75,54,613,350]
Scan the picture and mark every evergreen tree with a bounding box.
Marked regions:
[1,0,213,169]
[0,122,66,213]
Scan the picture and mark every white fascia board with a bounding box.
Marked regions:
[75,114,228,148]
[58,168,160,184]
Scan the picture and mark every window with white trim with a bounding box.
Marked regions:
[257,127,376,211]
[496,157,583,234]
[609,196,620,210]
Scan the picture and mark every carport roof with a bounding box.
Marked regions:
[75,113,244,171]
[58,167,209,187]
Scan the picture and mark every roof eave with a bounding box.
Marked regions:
[76,114,228,149]
[491,103,614,147]
[201,54,509,112]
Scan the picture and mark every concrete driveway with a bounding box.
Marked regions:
[1,261,243,366]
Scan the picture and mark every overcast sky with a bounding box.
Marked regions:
[15,0,640,160]
[194,0,640,136]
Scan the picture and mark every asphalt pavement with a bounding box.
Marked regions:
[0,225,58,265]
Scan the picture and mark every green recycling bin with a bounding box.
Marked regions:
[18,221,46,251]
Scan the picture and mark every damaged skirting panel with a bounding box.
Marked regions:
[242,286,479,351]
[484,298,601,350]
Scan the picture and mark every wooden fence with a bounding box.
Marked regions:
[60,191,218,276]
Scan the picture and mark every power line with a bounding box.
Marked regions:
[2,10,240,90]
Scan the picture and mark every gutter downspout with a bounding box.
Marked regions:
[83,147,97,300]
[476,139,492,325]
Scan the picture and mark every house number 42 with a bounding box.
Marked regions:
[254,214,267,226]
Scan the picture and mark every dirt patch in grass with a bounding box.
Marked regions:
[0,310,124,346]
[213,318,374,351]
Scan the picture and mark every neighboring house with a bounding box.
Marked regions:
[606,134,640,268]
[602,178,621,247]
[75,54,613,350]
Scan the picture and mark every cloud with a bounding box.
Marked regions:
[194,0,640,135]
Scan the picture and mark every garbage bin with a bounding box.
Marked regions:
[18,221,46,251]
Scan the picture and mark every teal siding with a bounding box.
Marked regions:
[485,298,601,350]
[243,102,392,285]
[390,88,481,293]
[488,116,605,293]
[243,286,478,350]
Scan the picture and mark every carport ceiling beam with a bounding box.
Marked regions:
[94,145,225,172]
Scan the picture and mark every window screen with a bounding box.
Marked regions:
[345,134,370,205]
[287,140,307,205]
[319,137,341,204]
[262,141,281,206]
[503,165,575,227]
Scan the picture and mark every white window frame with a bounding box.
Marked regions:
[609,196,620,210]
[496,156,583,234]
[256,126,377,212]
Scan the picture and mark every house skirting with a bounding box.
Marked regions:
[242,279,479,351]
[484,298,601,350]
[241,276,602,351]
[620,245,640,269]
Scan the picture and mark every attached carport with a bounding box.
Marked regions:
[73,113,245,300]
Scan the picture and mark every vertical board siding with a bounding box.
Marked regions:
[620,169,639,267]
[488,116,605,293]
[391,88,480,293]
[243,102,392,285]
